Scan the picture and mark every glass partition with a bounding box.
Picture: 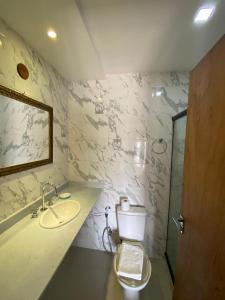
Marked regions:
[166,110,187,281]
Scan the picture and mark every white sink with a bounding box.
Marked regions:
[40,200,80,229]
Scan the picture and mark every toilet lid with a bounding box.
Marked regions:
[117,241,144,280]
[114,241,151,288]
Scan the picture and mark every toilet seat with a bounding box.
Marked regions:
[113,241,151,291]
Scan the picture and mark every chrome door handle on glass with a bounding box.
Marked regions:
[172,215,185,234]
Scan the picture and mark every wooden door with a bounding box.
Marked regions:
[173,35,225,300]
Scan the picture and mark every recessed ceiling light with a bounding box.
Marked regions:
[47,29,57,39]
[0,39,3,48]
[194,5,216,23]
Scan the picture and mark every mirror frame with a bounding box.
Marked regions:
[0,84,53,177]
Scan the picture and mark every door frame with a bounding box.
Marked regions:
[165,109,187,283]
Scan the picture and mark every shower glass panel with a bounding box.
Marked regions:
[166,110,187,281]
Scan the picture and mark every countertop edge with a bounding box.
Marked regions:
[0,183,102,300]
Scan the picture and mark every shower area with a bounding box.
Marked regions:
[166,110,187,282]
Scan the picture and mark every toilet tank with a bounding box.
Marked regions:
[117,205,147,241]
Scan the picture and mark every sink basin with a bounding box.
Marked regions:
[40,200,80,229]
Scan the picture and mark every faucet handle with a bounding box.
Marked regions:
[31,208,39,218]
[48,199,53,206]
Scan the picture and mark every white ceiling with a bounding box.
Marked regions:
[0,0,105,81]
[0,0,225,81]
[78,0,225,73]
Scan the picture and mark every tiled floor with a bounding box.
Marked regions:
[40,246,173,300]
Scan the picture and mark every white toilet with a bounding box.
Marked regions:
[113,205,151,300]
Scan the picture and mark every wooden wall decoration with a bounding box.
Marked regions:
[17,63,29,80]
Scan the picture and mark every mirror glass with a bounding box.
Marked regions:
[0,85,53,176]
[0,94,49,167]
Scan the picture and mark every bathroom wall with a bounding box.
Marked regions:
[0,18,69,221]
[67,73,189,257]
[0,17,189,258]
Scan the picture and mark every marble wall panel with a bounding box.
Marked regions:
[68,73,189,257]
[0,18,189,258]
[0,18,69,221]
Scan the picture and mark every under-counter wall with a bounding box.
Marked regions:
[0,18,189,258]
[0,18,69,221]
[68,73,189,257]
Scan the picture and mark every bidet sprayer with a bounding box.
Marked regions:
[105,206,111,217]
[102,206,112,254]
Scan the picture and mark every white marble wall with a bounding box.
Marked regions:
[0,17,189,258]
[0,18,69,221]
[67,73,189,257]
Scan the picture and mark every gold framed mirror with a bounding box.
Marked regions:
[0,85,53,177]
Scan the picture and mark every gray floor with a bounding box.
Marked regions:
[40,246,173,300]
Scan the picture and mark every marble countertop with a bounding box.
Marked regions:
[0,183,102,300]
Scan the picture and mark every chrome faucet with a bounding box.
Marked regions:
[41,182,59,211]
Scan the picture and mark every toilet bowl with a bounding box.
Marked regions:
[113,205,151,300]
[113,242,151,300]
